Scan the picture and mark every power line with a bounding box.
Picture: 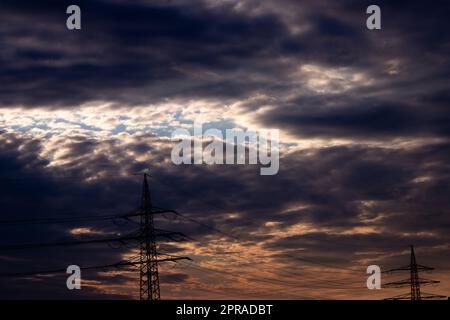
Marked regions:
[153,176,412,274]
[4,171,448,300]
[0,229,186,252]
[169,209,365,273]
[0,257,189,278]
[0,213,123,226]
[176,259,367,301]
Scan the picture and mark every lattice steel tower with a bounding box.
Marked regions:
[384,245,446,300]
[139,173,160,300]
[409,245,421,300]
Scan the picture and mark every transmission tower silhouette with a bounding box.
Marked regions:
[384,245,446,300]
[122,173,192,300]
[106,173,191,300]
[0,173,190,300]
[138,173,161,300]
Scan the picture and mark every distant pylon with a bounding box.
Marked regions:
[139,173,160,300]
[410,246,421,300]
[384,245,446,300]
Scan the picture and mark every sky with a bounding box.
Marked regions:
[0,0,450,299]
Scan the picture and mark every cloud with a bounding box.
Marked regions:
[256,95,450,140]
[1,0,450,299]
[1,128,450,297]
[2,0,447,111]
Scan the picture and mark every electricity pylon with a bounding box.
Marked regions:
[139,173,161,300]
[409,245,421,300]
[384,245,446,300]
[122,173,190,300]
[0,173,189,300]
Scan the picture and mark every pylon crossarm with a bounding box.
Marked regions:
[416,264,434,271]
[420,292,447,299]
[152,207,178,214]
[385,278,439,288]
[121,208,177,219]
[384,293,411,300]
[417,278,440,285]
[119,256,191,268]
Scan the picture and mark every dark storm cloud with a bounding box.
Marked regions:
[256,95,450,139]
[2,0,448,113]
[0,0,289,107]
[1,0,449,145]
[254,0,450,140]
